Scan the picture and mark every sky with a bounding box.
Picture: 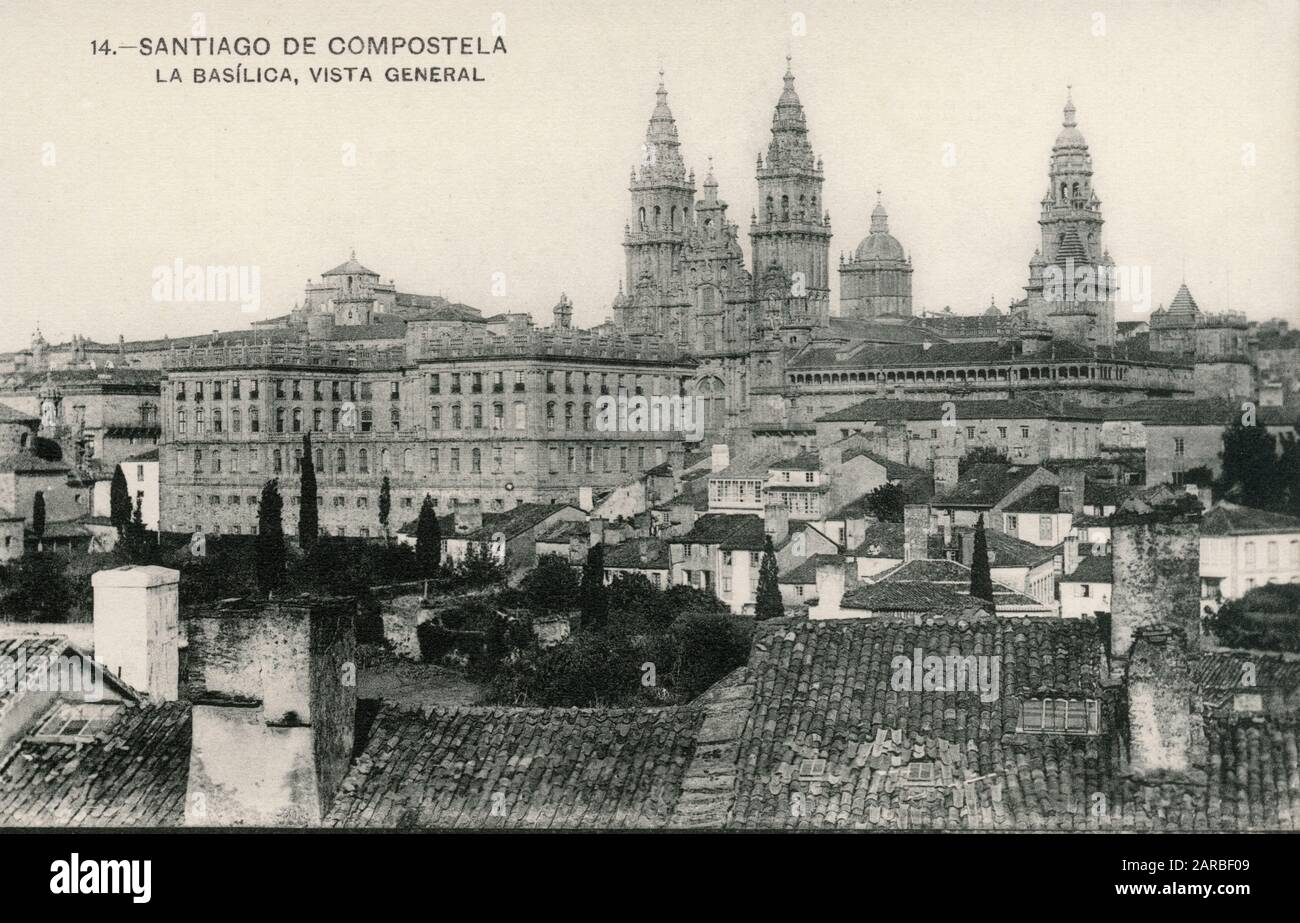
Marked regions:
[1,0,1296,351]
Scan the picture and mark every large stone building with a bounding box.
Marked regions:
[1147,283,1255,399]
[159,328,697,537]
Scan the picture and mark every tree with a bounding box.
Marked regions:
[0,552,77,622]
[414,494,441,578]
[255,478,286,596]
[378,475,392,540]
[522,553,580,615]
[970,514,995,612]
[124,497,149,562]
[109,465,132,536]
[1277,432,1300,518]
[298,433,318,551]
[865,482,906,523]
[960,447,1009,474]
[580,544,608,631]
[755,534,784,621]
[1217,414,1280,510]
[31,491,45,551]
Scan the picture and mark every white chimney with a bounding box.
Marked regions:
[710,443,730,473]
[91,565,180,701]
[810,562,846,620]
[578,485,594,511]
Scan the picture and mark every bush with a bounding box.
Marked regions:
[667,612,754,701]
[0,553,79,623]
[1207,585,1300,652]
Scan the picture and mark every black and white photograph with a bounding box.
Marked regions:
[0,0,1295,903]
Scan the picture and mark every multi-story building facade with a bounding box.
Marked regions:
[1148,283,1254,399]
[159,330,697,537]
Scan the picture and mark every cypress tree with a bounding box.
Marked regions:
[580,543,608,630]
[256,478,286,596]
[970,514,996,612]
[31,491,45,551]
[378,475,392,541]
[755,534,784,621]
[109,465,132,536]
[415,494,442,577]
[1218,415,1281,510]
[298,432,318,551]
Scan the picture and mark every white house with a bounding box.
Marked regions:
[1199,502,1300,604]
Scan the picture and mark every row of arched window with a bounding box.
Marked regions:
[788,365,1106,387]
[176,405,399,436]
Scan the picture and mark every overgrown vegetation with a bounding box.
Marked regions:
[1206,584,1300,653]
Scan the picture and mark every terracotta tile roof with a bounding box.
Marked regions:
[604,538,670,570]
[849,522,905,559]
[1200,501,1300,536]
[873,558,1050,610]
[779,554,844,586]
[1193,651,1300,695]
[769,451,821,472]
[929,528,1056,567]
[0,702,191,827]
[817,397,1099,424]
[841,581,976,613]
[1061,556,1113,584]
[325,703,704,828]
[931,463,1044,509]
[727,618,1300,829]
[1003,485,1062,513]
[674,513,768,552]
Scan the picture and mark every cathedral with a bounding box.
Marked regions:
[611,65,1141,438]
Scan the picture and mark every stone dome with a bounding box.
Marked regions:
[853,193,905,262]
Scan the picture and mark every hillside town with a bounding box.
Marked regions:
[0,63,1297,831]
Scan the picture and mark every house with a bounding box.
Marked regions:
[814,397,1103,469]
[1060,555,1112,619]
[778,553,846,606]
[930,463,1060,532]
[869,558,1055,617]
[603,537,671,589]
[398,501,586,572]
[846,521,905,579]
[669,513,770,614]
[1199,501,1300,604]
[928,526,1060,606]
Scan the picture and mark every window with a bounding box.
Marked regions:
[471,448,482,474]
[450,448,461,473]
[360,409,373,433]
[391,408,401,431]
[998,426,1007,439]
[336,448,347,473]
[1019,698,1099,734]
[380,448,391,473]
[313,408,323,431]
[429,448,439,472]
[472,404,483,429]
[966,426,975,439]
[1173,437,1185,457]
[905,761,935,784]
[250,407,259,433]
[177,410,186,435]
[546,403,556,430]
[1021,426,1030,439]
[1245,542,1256,568]
[452,405,462,429]
[513,446,525,471]
[33,703,120,742]
[231,407,241,433]
[403,449,414,473]
[358,449,369,474]
[797,758,826,781]
[514,403,526,430]
[292,408,302,433]
[1039,516,1053,541]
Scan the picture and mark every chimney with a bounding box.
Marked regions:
[668,446,685,473]
[638,538,650,564]
[1058,466,1085,514]
[1127,628,1203,776]
[764,503,790,546]
[588,517,605,547]
[1109,508,1201,660]
[933,446,960,494]
[454,500,482,533]
[184,597,357,826]
[91,565,180,701]
[1062,533,1080,576]
[958,530,974,567]
[844,515,867,552]
[577,486,594,511]
[568,535,586,565]
[810,561,846,620]
[710,442,730,473]
[903,504,929,563]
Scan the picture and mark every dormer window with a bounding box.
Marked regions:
[1019,698,1099,734]
[904,760,936,785]
[797,758,826,781]
[31,703,120,743]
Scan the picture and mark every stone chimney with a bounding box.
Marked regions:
[1127,628,1203,776]
[710,442,730,473]
[903,504,929,563]
[454,500,483,533]
[577,486,594,511]
[1109,509,1201,660]
[588,517,605,547]
[810,561,846,620]
[91,565,180,701]
[184,597,357,826]
[933,446,960,494]
[764,503,790,546]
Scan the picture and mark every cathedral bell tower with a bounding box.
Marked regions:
[749,58,831,320]
[622,71,696,337]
